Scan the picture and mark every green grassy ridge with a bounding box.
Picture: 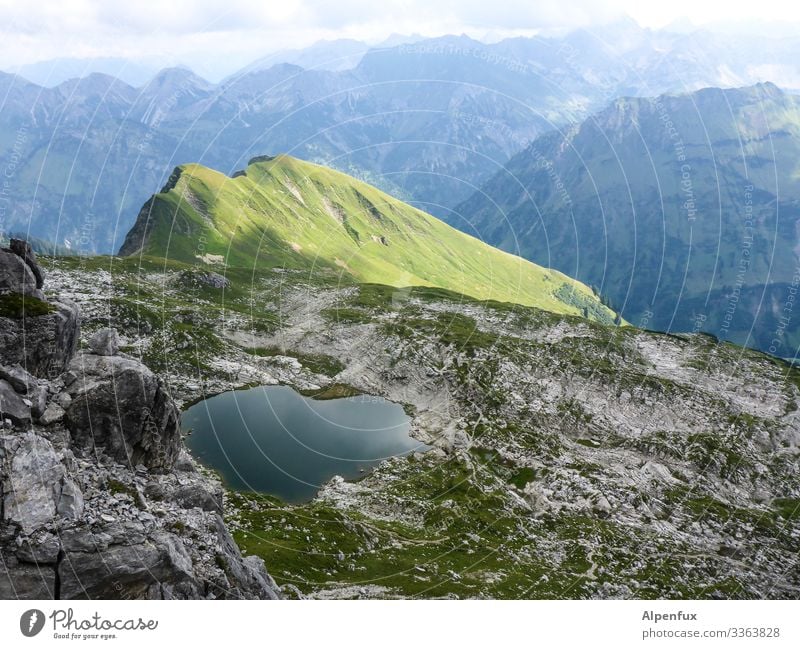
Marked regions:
[119,154,619,323]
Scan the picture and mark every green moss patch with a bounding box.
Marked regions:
[0,292,56,318]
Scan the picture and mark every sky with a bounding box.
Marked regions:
[1,0,799,80]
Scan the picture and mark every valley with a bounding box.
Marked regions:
[2,12,800,607]
[7,21,800,256]
[460,83,800,358]
[38,251,800,599]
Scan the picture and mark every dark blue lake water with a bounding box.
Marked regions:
[182,385,424,503]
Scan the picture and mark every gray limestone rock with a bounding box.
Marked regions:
[64,353,180,470]
[56,478,84,520]
[0,379,32,428]
[88,327,120,356]
[173,449,196,472]
[0,247,43,299]
[0,363,38,393]
[38,402,65,426]
[0,557,54,598]
[0,298,80,378]
[1,433,64,532]
[197,271,230,289]
[8,239,45,289]
[29,385,48,418]
[58,531,197,599]
[16,531,61,564]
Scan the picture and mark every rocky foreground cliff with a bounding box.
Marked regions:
[0,241,279,599]
[32,254,800,599]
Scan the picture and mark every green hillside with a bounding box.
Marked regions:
[120,154,618,323]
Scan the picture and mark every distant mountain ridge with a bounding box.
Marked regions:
[5,23,800,254]
[6,56,161,88]
[457,82,800,357]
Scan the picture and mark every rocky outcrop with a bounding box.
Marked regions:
[0,247,43,300]
[8,239,44,291]
[87,327,120,356]
[64,353,180,469]
[0,379,33,428]
[0,362,49,429]
[0,298,80,378]
[0,239,79,378]
[0,241,279,600]
[1,433,69,532]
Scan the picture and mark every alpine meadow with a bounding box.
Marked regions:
[1,3,800,645]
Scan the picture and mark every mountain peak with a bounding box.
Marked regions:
[119,157,618,323]
[143,66,211,89]
[57,71,134,95]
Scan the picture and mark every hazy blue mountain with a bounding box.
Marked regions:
[7,57,161,88]
[457,82,800,357]
[232,39,372,75]
[5,25,800,254]
[0,37,587,252]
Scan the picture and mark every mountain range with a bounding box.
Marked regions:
[457,82,800,357]
[10,175,797,599]
[5,21,800,256]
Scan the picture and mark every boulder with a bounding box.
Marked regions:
[179,269,230,289]
[0,240,78,378]
[0,363,38,393]
[173,449,196,472]
[58,531,197,599]
[144,479,223,513]
[1,433,64,532]
[0,298,80,378]
[8,238,45,289]
[29,385,48,418]
[0,379,32,428]
[64,353,180,470]
[197,271,230,289]
[0,248,43,299]
[16,531,61,564]
[0,557,55,598]
[88,327,120,356]
[38,402,65,426]
[56,478,84,520]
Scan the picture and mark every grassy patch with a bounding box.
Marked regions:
[320,306,373,324]
[248,346,345,377]
[773,497,800,520]
[0,292,56,318]
[300,383,363,400]
[106,478,137,499]
[117,154,617,322]
[383,312,503,355]
[509,467,536,489]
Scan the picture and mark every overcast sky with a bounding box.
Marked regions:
[1,0,799,80]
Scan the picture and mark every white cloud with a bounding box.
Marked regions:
[0,0,798,79]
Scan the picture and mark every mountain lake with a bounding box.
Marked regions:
[183,384,426,503]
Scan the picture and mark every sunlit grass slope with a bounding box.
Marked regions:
[120,154,618,322]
